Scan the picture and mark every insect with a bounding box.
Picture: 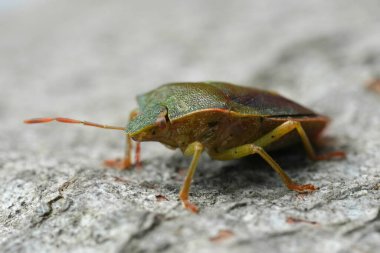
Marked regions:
[25,82,345,213]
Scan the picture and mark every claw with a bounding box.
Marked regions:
[315,151,346,160]
[103,158,133,170]
[287,183,318,193]
[182,199,199,213]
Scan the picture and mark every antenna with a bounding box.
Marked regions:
[24,117,125,131]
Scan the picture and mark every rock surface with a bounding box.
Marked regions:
[1,1,380,252]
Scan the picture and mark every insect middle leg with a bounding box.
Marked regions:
[179,141,204,213]
[254,120,345,160]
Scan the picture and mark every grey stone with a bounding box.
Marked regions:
[1,0,380,252]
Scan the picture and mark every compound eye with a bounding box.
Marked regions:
[155,107,170,129]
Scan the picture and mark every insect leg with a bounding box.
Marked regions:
[104,109,139,170]
[135,141,142,168]
[254,120,345,160]
[211,144,316,192]
[179,141,204,213]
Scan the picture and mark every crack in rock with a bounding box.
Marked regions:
[343,208,380,237]
[118,213,166,253]
[30,178,76,227]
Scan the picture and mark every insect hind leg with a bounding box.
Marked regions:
[254,120,345,161]
[210,143,316,192]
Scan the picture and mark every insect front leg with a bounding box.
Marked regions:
[254,120,345,160]
[210,144,316,193]
[104,109,140,170]
[179,141,204,213]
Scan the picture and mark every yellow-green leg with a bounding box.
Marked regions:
[254,120,345,160]
[104,109,139,170]
[179,141,204,213]
[211,143,316,192]
[210,120,344,192]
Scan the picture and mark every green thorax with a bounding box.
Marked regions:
[126,82,316,134]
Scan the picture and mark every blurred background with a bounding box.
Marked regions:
[1,1,380,252]
[1,0,379,151]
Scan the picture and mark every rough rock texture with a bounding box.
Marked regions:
[1,1,380,252]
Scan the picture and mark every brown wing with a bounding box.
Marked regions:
[207,82,317,117]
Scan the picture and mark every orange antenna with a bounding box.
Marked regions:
[24,117,125,131]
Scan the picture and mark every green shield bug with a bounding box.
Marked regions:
[25,82,345,213]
